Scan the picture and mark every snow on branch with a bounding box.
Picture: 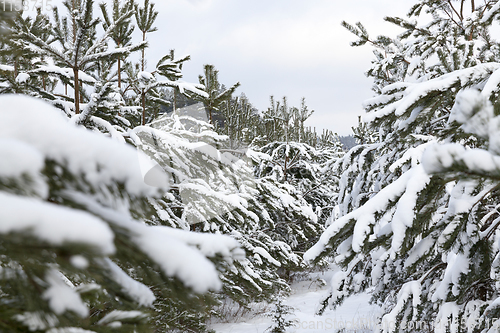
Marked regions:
[0,94,162,196]
[42,269,89,318]
[364,63,500,125]
[81,41,147,66]
[0,192,115,255]
[98,258,155,307]
[83,7,136,59]
[422,143,500,178]
[65,191,242,294]
[480,1,500,23]
[305,165,424,262]
[150,80,208,98]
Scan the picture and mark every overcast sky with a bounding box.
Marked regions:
[136,0,415,136]
[45,0,415,136]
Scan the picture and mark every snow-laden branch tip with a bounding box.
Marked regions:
[0,94,163,196]
[364,63,500,125]
[65,192,242,294]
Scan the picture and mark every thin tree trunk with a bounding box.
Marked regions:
[142,89,146,125]
[72,0,77,43]
[173,89,177,113]
[141,31,146,71]
[141,30,146,124]
[117,58,121,89]
[73,67,80,114]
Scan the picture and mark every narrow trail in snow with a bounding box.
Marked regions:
[210,270,381,333]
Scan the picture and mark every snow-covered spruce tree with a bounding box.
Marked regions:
[289,97,314,144]
[253,142,328,254]
[0,95,243,332]
[420,89,500,332]
[135,0,157,73]
[0,8,57,97]
[266,297,297,333]
[129,0,158,125]
[130,112,300,308]
[156,49,191,112]
[254,96,287,145]
[304,1,500,333]
[19,0,145,115]
[254,96,325,147]
[0,0,146,138]
[253,96,343,228]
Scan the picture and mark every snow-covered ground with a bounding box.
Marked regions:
[210,270,381,333]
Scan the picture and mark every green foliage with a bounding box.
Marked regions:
[266,298,297,333]
[99,0,136,88]
[218,94,259,149]
[100,0,135,48]
[135,0,158,35]
[131,114,299,303]
[135,0,157,72]
[306,1,500,333]
[0,94,248,333]
[0,0,349,331]
[197,64,241,125]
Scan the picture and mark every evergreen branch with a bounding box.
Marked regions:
[18,30,71,67]
[81,41,147,66]
[71,81,117,125]
[214,82,241,105]
[82,7,135,62]
[150,80,208,98]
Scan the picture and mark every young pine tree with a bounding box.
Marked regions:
[0,94,243,333]
[99,0,136,90]
[305,1,500,332]
[197,64,240,125]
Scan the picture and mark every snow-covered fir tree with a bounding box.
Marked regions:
[305,1,500,333]
[131,110,314,305]
[218,93,260,149]
[0,94,244,332]
[0,0,147,138]
[0,0,354,331]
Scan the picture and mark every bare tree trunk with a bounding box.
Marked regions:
[142,89,146,125]
[73,67,80,114]
[173,89,177,113]
[117,58,121,89]
[72,0,77,43]
[141,31,146,71]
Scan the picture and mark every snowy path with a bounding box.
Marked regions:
[210,271,381,333]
